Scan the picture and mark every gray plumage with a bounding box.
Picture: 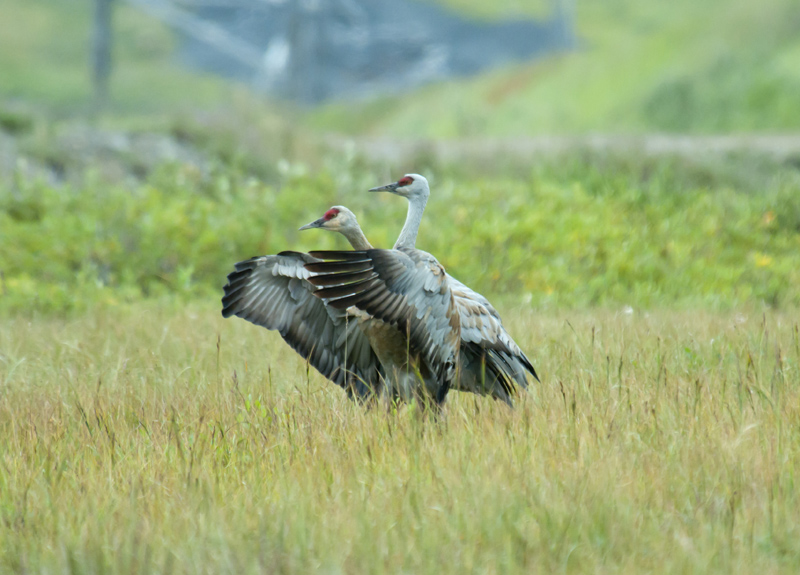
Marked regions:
[222,196,537,408]
[306,247,461,405]
[449,277,538,404]
[221,250,381,400]
[366,173,539,405]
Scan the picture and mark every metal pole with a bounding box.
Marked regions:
[92,0,114,111]
[555,0,575,50]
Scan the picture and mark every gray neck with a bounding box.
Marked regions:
[340,226,373,250]
[394,194,427,250]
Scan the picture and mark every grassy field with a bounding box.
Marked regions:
[1,304,799,573]
[2,3,800,572]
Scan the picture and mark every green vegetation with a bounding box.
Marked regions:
[3,149,800,314]
[2,306,799,573]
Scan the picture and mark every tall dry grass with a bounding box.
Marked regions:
[1,303,799,573]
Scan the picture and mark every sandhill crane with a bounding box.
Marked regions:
[222,205,457,407]
[309,175,538,406]
[305,232,461,407]
[221,206,383,401]
[375,174,539,397]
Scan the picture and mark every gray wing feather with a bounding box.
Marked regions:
[448,275,538,403]
[306,249,461,402]
[221,251,382,400]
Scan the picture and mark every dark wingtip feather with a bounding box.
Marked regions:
[221,258,261,319]
[308,250,369,261]
[232,257,261,272]
[307,270,377,287]
[305,260,371,274]
[518,352,539,382]
[313,276,380,299]
[221,292,241,318]
[317,292,363,309]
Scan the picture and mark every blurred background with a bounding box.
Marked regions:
[1,0,799,313]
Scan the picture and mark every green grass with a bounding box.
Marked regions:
[1,304,799,573]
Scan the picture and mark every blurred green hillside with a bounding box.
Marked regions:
[312,0,800,136]
[2,0,799,135]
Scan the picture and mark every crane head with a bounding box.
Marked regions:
[369,173,429,199]
[299,205,359,232]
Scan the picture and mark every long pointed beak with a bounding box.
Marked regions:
[369,182,398,193]
[299,217,325,231]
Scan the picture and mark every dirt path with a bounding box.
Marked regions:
[333,134,800,164]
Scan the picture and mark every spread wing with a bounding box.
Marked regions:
[305,249,460,402]
[221,251,382,400]
[449,276,539,403]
